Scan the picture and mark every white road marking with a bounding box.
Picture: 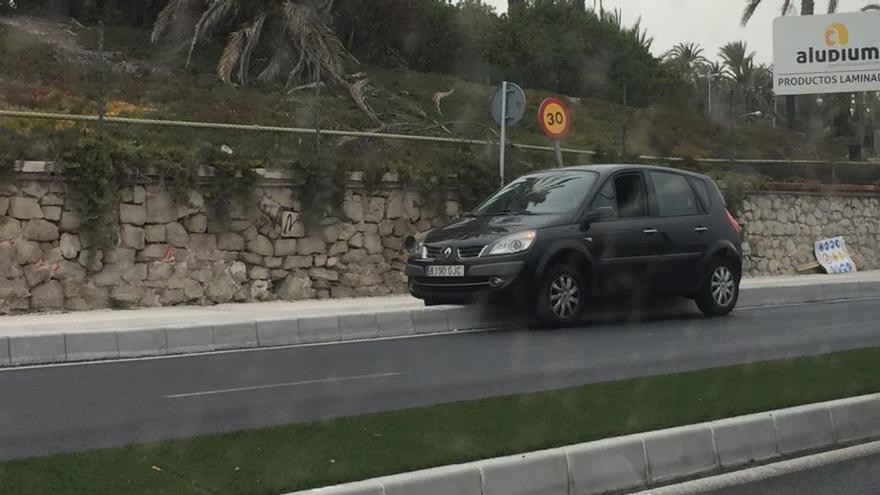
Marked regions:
[162,371,409,399]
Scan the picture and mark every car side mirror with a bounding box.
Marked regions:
[580,207,614,230]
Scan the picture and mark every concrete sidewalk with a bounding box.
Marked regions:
[1,271,879,367]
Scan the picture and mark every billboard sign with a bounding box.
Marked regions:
[774,11,880,95]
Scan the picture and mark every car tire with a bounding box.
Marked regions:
[536,264,587,327]
[696,257,740,317]
[423,298,445,307]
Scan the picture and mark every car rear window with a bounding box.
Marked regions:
[649,171,702,217]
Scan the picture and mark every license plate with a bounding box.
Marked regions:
[427,265,465,277]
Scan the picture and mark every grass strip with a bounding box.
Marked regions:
[3,347,880,495]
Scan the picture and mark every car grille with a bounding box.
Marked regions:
[425,245,486,260]
[457,246,485,259]
[413,276,492,291]
[425,246,444,259]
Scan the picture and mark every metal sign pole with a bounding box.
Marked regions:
[499,81,508,187]
[554,141,564,167]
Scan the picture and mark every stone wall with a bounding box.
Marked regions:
[0,167,459,314]
[740,191,880,277]
[1,167,876,314]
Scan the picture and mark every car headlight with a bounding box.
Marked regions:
[409,238,427,258]
[484,230,537,256]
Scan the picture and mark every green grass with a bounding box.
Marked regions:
[2,347,880,495]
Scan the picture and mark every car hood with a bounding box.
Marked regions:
[424,213,564,246]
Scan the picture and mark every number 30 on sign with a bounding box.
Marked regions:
[538,97,571,141]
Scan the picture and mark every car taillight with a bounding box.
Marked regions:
[725,209,742,234]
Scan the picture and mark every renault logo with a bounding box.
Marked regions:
[443,247,453,259]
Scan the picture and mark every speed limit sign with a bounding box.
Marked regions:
[538,97,571,141]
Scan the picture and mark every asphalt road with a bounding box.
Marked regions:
[704,452,880,495]
[2,298,880,461]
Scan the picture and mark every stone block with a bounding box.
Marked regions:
[411,307,449,334]
[146,191,178,224]
[145,224,166,243]
[166,222,190,247]
[166,325,215,354]
[59,233,81,259]
[31,280,63,310]
[219,232,245,251]
[212,322,258,349]
[9,334,66,365]
[364,234,383,254]
[9,197,43,219]
[0,197,7,216]
[65,332,119,361]
[284,255,313,269]
[184,213,208,233]
[297,237,326,255]
[248,235,274,256]
[59,210,81,232]
[712,413,779,468]
[376,311,414,337]
[479,450,568,495]
[256,318,302,346]
[119,203,146,225]
[117,329,167,357]
[364,197,385,223]
[274,239,298,256]
[120,225,145,250]
[299,316,340,343]
[773,404,835,455]
[566,437,648,494]
[830,394,880,443]
[15,240,41,264]
[644,425,716,482]
[343,196,364,223]
[105,248,136,266]
[0,217,20,241]
[23,219,59,242]
[384,465,482,495]
[339,313,378,341]
[41,206,61,221]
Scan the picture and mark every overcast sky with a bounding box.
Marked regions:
[482,0,870,64]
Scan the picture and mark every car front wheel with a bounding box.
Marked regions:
[536,264,586,327]
[696,258,740,317]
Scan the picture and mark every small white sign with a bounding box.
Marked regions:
[815,236,857,274]
[774,11,880,95]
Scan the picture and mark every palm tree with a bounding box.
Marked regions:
[740,0,832,26]
[151,0,350,87]
[663,42,708,82]
[719,41,755,84]
[599,8,653,50]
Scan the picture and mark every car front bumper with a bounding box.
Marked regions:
[406,256,535,302]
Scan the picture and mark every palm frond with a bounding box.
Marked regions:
[781,0,793,16]
[258,38,293,82]
[741,0,761,26]
[218,26,246,84]
[185,0,239,69]
[237,12,268,86]
[863,3,880,10]
[151,0,190,44]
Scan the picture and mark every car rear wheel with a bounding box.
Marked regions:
[536,264,586,327]
[696,257,739,317]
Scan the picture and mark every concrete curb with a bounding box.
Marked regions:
[0,277,875,367]
[289,393,880,495]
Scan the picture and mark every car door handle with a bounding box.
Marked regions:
[643,228,659,235]
[694,226,709,233]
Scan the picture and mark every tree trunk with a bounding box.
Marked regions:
[800,0,815,15]
[786,1,816,128]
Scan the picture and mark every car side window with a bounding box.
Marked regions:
[590,179,618,216]
[687,176,712,211]
[614,174,648,218]
[650,172,702,217]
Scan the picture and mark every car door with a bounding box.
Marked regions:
[646,171,712,293]
[585,172,666,295]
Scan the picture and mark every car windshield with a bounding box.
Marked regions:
[473,171,598,215]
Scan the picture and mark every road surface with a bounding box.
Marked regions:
[2,298,880,460]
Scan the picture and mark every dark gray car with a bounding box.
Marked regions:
[406,165,743,326]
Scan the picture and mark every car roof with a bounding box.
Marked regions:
[527,164,711,180]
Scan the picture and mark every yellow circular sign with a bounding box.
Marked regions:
[538,97,570,140]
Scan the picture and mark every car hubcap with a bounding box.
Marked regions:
[550,274,580,319]
[711,266,736,307]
